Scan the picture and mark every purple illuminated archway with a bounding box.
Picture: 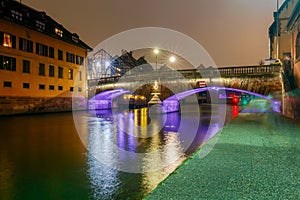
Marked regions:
[88,89,130,110]
[163,86,280,113]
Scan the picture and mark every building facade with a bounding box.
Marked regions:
[0,0,92,115]
[269,0,298,61]
[286,0,300,88]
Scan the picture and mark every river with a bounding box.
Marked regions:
[0,105,238,199]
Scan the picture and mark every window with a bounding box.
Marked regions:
[11,10,23,21]
[79,71,82,81]
[39,63,45,76]
[49,65,55,77]
[36,43,48,56]
[58,86,63,91]
[78,87,82,92]
[296,33,300,60]
[19,38,33,52]
[0,32,16,48]
[39,84,45,90]
[70,87,74,92]
[49,47,54,58]
[49,85,55,90]
[68,69,73,80]
[22,60,30,73]
[0,55,16,71]
[55,28,63,37]
[36,20,45,31]
[72,35,78,43]
[3,81,12,88]
[76,55,84,65]
[58,49,63,60]
[58,67,63,78]
[23,83,30,89]
[66,52,75,63]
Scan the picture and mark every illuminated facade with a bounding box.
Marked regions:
[0,0,92,114]
[286,0,300,88]
[269,0,298,61]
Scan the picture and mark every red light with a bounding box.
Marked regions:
[232,97,239,104]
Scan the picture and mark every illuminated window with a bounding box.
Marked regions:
[55,28,63,37]
[1,32,16,48]
[68,69,73,80]
[0,55,16,71]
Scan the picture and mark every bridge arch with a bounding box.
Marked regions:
[88,89,130,110]
[163,86,281,113]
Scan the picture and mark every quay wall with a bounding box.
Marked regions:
[0,96,87,116]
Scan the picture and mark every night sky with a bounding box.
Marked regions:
[23,0,284,66]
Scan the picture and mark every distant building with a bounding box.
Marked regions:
[286,0,300,88]
[110,50,148,77]
[88,49,149,79]
[0,0,92,114]
[269,0,298,60]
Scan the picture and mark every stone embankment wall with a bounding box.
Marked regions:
[0,96,87,116]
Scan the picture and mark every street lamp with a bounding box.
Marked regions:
[276,0,279,59]
[169,55,176,63]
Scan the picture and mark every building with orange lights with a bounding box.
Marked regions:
[0,0,92,115]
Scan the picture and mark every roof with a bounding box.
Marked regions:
[0,0,92,51]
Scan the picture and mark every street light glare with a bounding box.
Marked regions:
[154,48,159,55]
[169,56,176,63]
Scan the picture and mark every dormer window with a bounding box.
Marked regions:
[55,28,63,37]
[36,20,45,31]
[72,35,78,43]
[11,10,22,21]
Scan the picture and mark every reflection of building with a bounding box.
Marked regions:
[0,0,92,115]
[269,0,298,60]
[286,0,300,88]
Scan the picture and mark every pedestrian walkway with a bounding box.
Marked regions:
[146,113,300,199]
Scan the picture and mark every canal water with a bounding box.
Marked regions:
[0,105,238,200]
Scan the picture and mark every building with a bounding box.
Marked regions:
[286,0,300,88]
[0,0,92,115]
[269,0,298,60]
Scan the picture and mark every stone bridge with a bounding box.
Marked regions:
[88,64,283,101]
